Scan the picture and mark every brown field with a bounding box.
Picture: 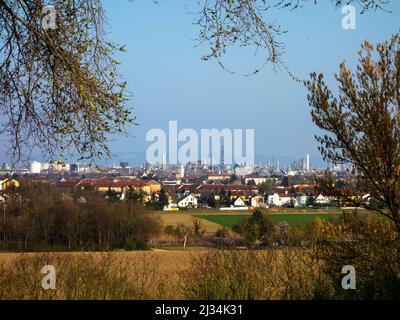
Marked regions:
[0,250,206,300]
[155,213,222,234]
[0,250,197,279]
[0,249,319,300]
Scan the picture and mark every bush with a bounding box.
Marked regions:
[313,212,400,299]
[125,239,149,251]
[233,209,274,248]
[180,249,327,300]
[163,225,176,236]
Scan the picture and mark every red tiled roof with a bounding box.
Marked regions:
[199,184,257,191]
[278,193,293,198]
[56,181,80,188]
[77,179,155,189]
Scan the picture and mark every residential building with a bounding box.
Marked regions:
[177,194,198,208]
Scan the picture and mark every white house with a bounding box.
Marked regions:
[295,195,308,207]
[362,194,371,205]
[30,161,42,174]
[250,195,265,208]
[315,194,334,205]
[279,194,293,206]
[233,197,247,208]
[177,194,198,208]
[267,193,280,206]
[267,193,294,207]
[0,179,7,192]
[244,176,268,185]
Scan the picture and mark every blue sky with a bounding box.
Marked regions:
[102,0,400,167]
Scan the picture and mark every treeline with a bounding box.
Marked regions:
[1,180,161,252]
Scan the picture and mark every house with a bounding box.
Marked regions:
[267,193,294,207]
[244,176,268,185]
[78,179,159,196]
[250,195,265,208]
[55,178,161,202]
[0,178,19,191]
[56,179,81,192]
[295,194,308,207]
[177,194,198,208]
[207,174,231,181]
[233,196,247,208]
[278,194,293,207]
[362,194,371,205]
[144,180,161,194]
[267,193,280,206]
[315,194,334,205]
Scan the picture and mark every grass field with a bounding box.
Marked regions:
[195,213,341,228]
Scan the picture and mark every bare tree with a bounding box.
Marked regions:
[306,34,400,232]
[177,223,192,249]
[192,0,390,75]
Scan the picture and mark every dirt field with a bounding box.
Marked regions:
[155,213,222,234]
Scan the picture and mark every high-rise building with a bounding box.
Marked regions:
[30,161,41,174]
[162,152,167,170]
[306,154,310,172]
[220,144,225,169]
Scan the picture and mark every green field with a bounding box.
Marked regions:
[195,213,340,228]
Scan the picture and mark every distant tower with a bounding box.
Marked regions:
[30,161,42,174]
[220,144,225,170]
[306,154,310,172]
[162,152,167,171]
[180,164,185,178]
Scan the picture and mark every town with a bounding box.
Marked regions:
[0,154,366,211]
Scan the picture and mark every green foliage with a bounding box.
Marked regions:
[236,210,274,248]
[148,188,169,210]
[164,225,176,236]
[126,239,149,251]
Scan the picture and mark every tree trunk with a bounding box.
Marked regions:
[183,235,187,250]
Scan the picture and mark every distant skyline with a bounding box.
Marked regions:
[101,1,400,167]
[2,1,400,166]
